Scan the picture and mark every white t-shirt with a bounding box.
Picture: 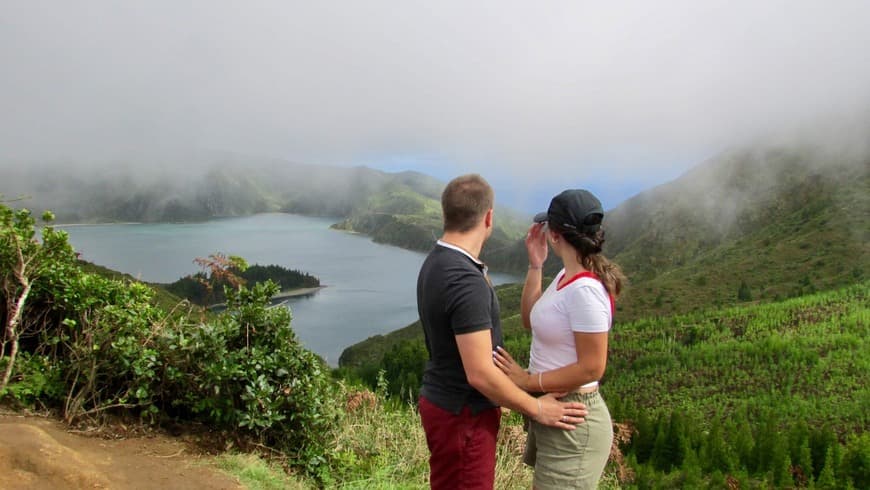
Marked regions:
[528,269,612,388]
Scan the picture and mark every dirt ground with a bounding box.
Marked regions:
[0,411,244,490]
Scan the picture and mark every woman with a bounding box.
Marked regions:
[494,189,625,490]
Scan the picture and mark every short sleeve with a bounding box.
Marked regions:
[565,281,611,333]
[444,272,493,335]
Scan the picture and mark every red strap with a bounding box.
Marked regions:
[556,270,615,317]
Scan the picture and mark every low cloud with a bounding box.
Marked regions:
[2,1,869,204]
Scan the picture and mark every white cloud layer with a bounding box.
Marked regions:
[2,0,869,199]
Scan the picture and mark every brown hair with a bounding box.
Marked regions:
[549,223,626,299]
[441,174,494,232]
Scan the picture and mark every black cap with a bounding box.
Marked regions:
[533,189,604,234]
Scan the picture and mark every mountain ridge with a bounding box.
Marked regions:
[1,159,532,270]
[602,142,868,320]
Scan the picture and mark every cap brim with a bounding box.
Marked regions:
[533,212,548,223]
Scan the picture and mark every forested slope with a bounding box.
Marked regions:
[602,142,869,321]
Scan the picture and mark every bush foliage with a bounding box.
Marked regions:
[0,203,337,477]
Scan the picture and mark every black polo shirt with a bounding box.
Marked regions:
[417,242,503,414]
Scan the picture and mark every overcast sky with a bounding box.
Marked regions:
[2,1,869,211]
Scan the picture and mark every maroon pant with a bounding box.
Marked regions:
[419,395,502,490]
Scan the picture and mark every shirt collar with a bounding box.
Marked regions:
[436,240,488,274]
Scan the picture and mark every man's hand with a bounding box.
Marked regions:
[536,392,588,429]
[457,329,587,430]
[493,346,588,428]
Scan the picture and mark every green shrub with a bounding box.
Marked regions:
[737,280,752,301]
[0,352,64,404]
[55,275,166,421]
[840,433,870,490]
[1,202,339,478]
[158,281,338,475]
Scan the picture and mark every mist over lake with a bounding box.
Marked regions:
[60,213,518,364]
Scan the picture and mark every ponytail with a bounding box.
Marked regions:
[581,253,626,300]
[550,225,626,299]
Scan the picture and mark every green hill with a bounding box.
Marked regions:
[603,143,869,321]
[329,179,528,269]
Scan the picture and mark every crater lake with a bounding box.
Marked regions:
[60,213,519,365]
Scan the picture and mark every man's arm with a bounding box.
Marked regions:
[455,329,587,428]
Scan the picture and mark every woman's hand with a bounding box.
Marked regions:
[525,222,548,269]
[493,346,531,390]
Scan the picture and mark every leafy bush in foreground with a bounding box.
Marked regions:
[159,281,337,474]
[0,202,337,477]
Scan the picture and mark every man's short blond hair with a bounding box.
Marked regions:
[441,174,494,232]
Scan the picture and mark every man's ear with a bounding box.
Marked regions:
[484,209,493,228]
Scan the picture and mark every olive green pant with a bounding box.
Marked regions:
[523,391,613,490]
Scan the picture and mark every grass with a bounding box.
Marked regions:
[212,382,622,489]
[328,391,430,489]
[330,384,622,489]
[215,453,310,490]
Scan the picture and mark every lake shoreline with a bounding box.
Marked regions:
[209,285,327,309]
[56,222,144,227]
[273,285,326,299]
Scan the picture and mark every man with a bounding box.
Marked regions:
[417,174,588,490]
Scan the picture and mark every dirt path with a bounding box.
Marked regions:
[0,413,243,490]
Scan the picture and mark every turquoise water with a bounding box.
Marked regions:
[60,213,518,365]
